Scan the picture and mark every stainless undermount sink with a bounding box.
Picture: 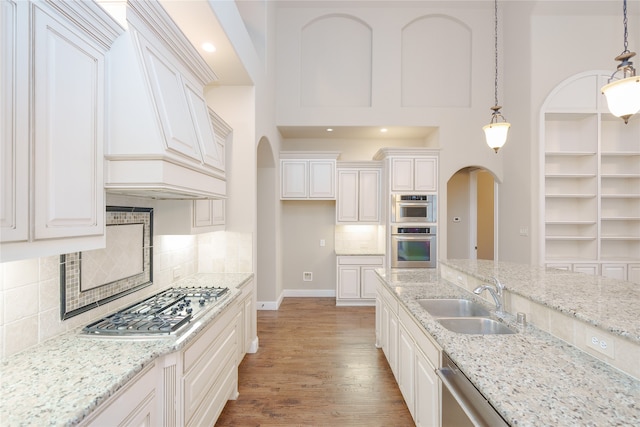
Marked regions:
[417,298,516,335]
[418,298,491,318]
[437,317,516,335]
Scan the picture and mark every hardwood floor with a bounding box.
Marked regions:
[215,297,414,426]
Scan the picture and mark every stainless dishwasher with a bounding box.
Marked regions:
[437,353,510,427]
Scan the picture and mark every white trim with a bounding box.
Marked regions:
[283,289,336,297]
[469,170,478,259]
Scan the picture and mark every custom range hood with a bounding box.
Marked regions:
[99,0,227,199]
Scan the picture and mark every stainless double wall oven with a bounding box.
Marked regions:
[390,194,437,268]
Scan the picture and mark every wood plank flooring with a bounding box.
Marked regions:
[215,297,414,426]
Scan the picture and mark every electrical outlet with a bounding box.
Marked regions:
[303,272,313,282]
[585,327,615,358]
[172,266,182,280]
[320,239,325,247]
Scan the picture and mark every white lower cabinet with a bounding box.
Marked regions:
[181,303,239,427]
[601,263,628,281]
[547,262,640,284]
[82,287,250,427]
[629,264,640,285]
[398,324,416,416]
[336,256,384,306]
[80,362,159,427]
[377,280,442,426]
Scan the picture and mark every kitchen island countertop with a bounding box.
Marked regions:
[0,272,253,427]
[376,261,640,426]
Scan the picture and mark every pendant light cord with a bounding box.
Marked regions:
[493,0,499,107]
[622,0,629,54]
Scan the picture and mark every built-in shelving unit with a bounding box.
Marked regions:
[541,71,640,283]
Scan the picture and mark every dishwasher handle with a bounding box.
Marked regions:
[437,354,509,427]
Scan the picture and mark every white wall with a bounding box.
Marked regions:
[274,0,640,268]
[281,201,337,293]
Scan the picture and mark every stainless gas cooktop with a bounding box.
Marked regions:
[82,286,229,337]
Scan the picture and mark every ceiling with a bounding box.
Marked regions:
[159,0,252,86]
[160,1,437,141]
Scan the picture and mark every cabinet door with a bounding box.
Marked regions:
[361,266,380,299]
[0,0,28,243]
[32,5,104,239]
[573,263,599,276]
[211,199,225,226]
[388,311,399,379]
[281,160,308,198]
[602,263,627,280]
[84,363,158,427]
[628,264,640,285]
[391,158,414,192]
[414,157,438,192]
[309,160,335,199]
[337,265,361,299]
[415,347,440,427]
[358,169,380,222]
[398,325,415,418]
[139,36,202,161]
[337,170,359,222]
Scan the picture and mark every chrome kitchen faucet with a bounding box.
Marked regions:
[473,276,505,316]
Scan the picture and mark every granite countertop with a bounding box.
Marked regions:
[376,264,640,426]
[441,259,640,344]
[0,272,253,427]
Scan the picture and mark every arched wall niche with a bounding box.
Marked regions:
[300,14,372,107]
[401,14,472,107]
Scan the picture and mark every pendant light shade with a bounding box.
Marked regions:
[484,0,510,153]
[601,0,640,124]
[483,120,511,153]
[602,73,640,123]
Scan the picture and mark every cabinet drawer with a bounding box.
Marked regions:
[337,255,384,266]
[183,302,237,373]
[378,282,398,314]
[183,321,237,424]
[399,306,441,369]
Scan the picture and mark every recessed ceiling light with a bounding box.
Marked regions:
[326,128,333,132]
[380,128,388,133]
[202,42,216,53]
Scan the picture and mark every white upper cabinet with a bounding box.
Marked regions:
[391,157,438,193]
[0,0,121,262]
[98,0,226,200]
[336,162,381,223]
[373,148,439,194]
[280,152,339,200]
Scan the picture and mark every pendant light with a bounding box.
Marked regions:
[601,0,640,124]
[483,0,510,153]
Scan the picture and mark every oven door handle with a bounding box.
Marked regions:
[392,234,435,239]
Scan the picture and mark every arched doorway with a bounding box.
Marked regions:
[447,167,498,260]
[256,137,279,308]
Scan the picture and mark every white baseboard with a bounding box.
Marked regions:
[283,289,336,298]
[257,289,335,310]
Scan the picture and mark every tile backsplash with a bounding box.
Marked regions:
[0,230,252,360]
[334,224,385,253]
